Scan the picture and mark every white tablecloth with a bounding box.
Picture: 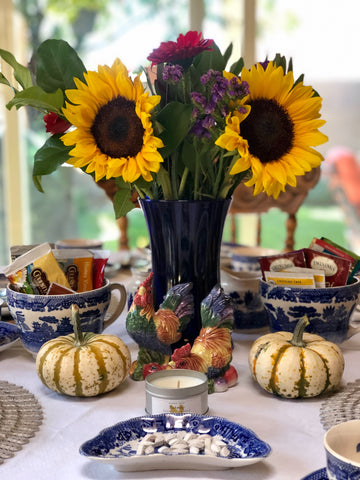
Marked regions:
[1,289,360,480]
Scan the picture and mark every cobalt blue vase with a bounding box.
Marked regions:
[139,198,231,346]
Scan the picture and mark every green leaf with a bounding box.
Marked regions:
[0,48,33,89]
[32,175,44,193]
[33,135,72,177]
[113,179,136,218]
[0,72,16,91]
[193,42,227,74]
[230,57,244,76]
[36,39,86,93]
[223,43,233,67]
[156,101,193,158]
[6,86,64,113]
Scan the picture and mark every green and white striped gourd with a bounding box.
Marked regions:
[36,304,131,397]
[248,316,344,398]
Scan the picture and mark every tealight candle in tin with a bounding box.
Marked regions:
[145,369,208,415]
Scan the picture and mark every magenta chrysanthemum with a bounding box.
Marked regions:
[147,31,213,66]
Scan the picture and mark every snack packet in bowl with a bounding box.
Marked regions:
[90,249,110,289]
[3,242,71,294]
[53,248,94,292]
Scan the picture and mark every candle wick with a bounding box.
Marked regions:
[177,380,180,388]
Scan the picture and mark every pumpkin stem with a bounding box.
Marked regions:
[290,316,309,348]
[72,304,84,346]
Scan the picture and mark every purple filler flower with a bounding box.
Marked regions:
[162,64,183,82]
[190,92,207,108]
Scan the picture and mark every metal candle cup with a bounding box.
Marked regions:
[145,369,208,415]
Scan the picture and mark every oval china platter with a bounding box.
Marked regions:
[0,321,20,352]
[79,413,271,472]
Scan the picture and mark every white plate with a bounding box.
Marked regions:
[0,321,20,352]
[79,413,271,472]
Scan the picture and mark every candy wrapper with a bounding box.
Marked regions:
[53,249,94,292]
[4,243,71,294]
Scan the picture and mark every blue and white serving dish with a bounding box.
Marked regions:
[80,413,271,472]
[0,321,20,352]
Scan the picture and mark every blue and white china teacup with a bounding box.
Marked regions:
[260,277,360,344]
[6,278,126,356]
[324,420,360,479]
[221,267,268,331]
[231,246,279,273]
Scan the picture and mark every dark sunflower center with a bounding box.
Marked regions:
[91,96,144,158]
[240,98,294,164]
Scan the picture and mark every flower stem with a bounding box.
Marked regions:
[213,151,224,197]
[157,165,173,200]
[178,167,189,198]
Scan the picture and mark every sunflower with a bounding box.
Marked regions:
[216,61,328,198]
[61,58,164,183]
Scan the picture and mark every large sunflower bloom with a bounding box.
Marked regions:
[61,58,164,183]
[216,61,328,198]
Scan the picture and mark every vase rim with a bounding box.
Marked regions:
[139,198,232,204]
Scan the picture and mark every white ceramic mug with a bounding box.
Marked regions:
[324,419,360,479]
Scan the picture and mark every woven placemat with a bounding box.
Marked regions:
[320,379,360,430]
[0,380,43,464]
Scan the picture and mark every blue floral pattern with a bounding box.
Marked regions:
[260,279,360,343]
[80,413,271,461]
[6,285,111,355]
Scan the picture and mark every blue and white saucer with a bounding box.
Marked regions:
[0,321,20,352]
[301,468,328,480]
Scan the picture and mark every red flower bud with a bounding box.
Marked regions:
[43,112,71,134]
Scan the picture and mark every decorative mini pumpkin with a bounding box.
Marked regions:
[248,316,344,398]
[36,304,131,397]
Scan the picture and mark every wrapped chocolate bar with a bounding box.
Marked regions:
[4,243,71,294]
[258,249,306,280]
[303,248,351,287]
[53,249,94,292]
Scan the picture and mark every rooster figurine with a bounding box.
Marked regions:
[169,284,237,391]
[126,272,194,380]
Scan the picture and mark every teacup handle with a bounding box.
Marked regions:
[347,324,360,339]
[103,282,127,329]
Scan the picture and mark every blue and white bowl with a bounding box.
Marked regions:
[260,277,360,343]
[231,246,279,273]
[324,420,360,479]
[6,278,126,356]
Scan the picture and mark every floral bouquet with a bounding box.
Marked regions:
[0,31,328,218]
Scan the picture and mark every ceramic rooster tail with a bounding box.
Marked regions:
[200,284,234,330]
